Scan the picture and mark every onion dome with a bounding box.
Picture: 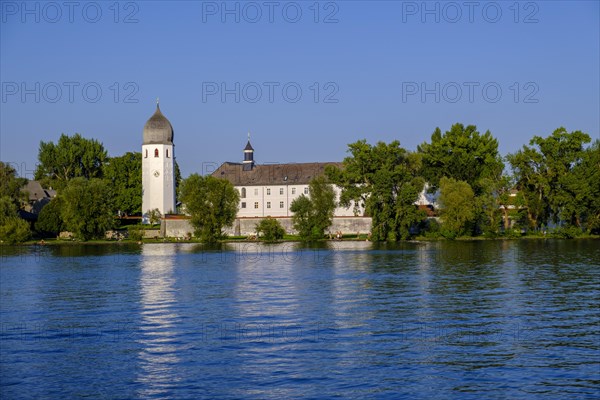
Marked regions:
[143,102,173,145]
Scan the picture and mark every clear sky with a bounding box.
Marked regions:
[1,0,598,178]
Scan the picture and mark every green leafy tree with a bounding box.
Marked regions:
[0,162,32,243]
[475,175,513,237]
[60,178,114,240]
[565,140,600,232]
[0,161,27,207]
[0,217,31,244]
[35,133,107,189]
[179,174,239,242]
[0,196,31,244]
[35,198,64,236]
[147,208,162,225]
[494,175,518,231]
[438,177,476,239]
[103,152,142,215]
[326,140,424,241]
[307,176,337,238]
[174,161,182,194]
[506,146,549,230]
[289,195,313,239]
[417,123,504,195]
[508,128,591,229]
[256,217,286,241]
[290,177,337,240]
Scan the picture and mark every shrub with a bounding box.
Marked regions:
[128,226,145,241]
[256,217,285,242]
[423,218,442,238]
[551,226,582,239]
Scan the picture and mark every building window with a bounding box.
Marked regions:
[279,188,284,195]
[254,202,259,209]
[145,149,148,158]
[154,149,159,158]
[292,188,296,195]
[267,188,271,195]
[267,202,271,209]
[280,201,284,208]
[241,202,246,208]
[166,149,169,158]
[304,187,309,194]
[241,188,246,198]
[254,188,259,196]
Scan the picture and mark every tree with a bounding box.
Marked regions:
[476,175,512,237]
[35,133,107,189]
[179,174,239,242]
[493,175,519,232]
[147,208,162,225]
[307,176,337,238]
[438,177,476,239]
[0,217,31,244]
[326,140,425,241]
[507,128,591,229]
[506,146,549,230]
[290,177,337,240]
[289,195,313,239]
[0,196,31,244]
[0,161,27,207]
[60,178,114,240]
[35,197,64,236]
[417,123,504,195]
[255,217,286,241]
[103,152,142,215]
[565,140,600,233]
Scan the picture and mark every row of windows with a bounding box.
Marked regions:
[241,201,285,209]
[144,149,170,158]
[239,187,309,198]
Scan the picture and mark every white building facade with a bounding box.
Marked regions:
[142,103,176,220]
[212,140,363,218]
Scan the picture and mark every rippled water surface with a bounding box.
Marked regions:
[1,240,599,399]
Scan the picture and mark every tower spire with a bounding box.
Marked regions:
[243,133,255,170]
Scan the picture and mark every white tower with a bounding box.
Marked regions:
[142,101,176,221]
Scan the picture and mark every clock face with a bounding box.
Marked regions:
[153,170,160,177]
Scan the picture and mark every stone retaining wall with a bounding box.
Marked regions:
[162,217,372,239]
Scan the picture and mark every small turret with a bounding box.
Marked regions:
[243,133,254,171]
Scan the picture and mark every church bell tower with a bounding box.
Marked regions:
[142,100,176,221]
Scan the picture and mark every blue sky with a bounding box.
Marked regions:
[1,0,598,178]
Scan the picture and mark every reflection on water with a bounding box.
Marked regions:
[0,240,598,399]
[136,244,181,398]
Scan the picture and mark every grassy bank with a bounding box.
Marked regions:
[4,232,599,247]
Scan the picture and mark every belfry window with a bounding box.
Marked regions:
[154,149,159,158]
[166,149,169,158]
[241,188,246,198]
[145,149,148,158]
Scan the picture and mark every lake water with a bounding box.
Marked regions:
[1,240,599,399]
